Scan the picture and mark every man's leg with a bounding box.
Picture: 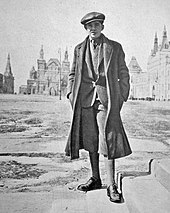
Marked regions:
[77,107,101,191]
[97,109,121,202]
[104,157,121,202]
[89,151,100,180]
[77,151,102,191]
[104,157,115,186]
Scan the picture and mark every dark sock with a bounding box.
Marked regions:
[89,152,100,180]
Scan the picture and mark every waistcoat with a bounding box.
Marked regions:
[79,38,108,108]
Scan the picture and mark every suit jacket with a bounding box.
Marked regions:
[65,34,132,159]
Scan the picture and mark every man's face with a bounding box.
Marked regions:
[85,21,104,39]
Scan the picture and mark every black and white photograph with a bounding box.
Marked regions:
[0,0,170,212]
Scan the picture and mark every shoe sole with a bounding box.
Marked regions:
[77,185,102,192]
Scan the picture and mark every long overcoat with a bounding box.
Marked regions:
[65,34,132,160]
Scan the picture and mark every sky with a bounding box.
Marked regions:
[0,0,170,92]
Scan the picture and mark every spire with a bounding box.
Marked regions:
[64,47,68,61]
[4,53,13,76]
[40,45,44,59]
[163,25,167,37]
[161,25,169,50]
[153,32,158,54]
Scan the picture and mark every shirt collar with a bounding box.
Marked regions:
[89,34,103,45]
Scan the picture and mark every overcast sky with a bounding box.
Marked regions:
[0,0,170,92]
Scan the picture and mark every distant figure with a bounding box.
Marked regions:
[65,12,132,202]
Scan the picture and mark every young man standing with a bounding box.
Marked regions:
[65,12,132,202]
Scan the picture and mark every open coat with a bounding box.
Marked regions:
[65,34,132,160]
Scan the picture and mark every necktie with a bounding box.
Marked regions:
[92,40,97,49]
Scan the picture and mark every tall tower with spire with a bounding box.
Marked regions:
[3,54,14,94]
[39,45,44,59]
[37,45,46,94]
[161,25,169,50]
[153,32,158,54]
[61,48,70,94]
[62,47,70,74]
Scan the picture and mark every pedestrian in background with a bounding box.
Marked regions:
[65,11,132,202]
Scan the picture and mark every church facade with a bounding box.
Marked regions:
[0,54,14,94]
[129,26,170,101]
[25,46,70,96]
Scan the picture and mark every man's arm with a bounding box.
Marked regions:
[67,47,77,99]
[118,45,130,102]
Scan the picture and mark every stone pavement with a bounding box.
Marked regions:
[0,137,170,213]
[1,159,170,213]
[123,159,170,213]
[1,158,169,213]
[48,158,170,213]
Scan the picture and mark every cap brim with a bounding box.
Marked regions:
[83,18,104,25]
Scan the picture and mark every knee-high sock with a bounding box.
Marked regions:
[89,152,100,180]
[104,157,115,186]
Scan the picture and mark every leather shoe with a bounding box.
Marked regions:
[107,184,121,202]
[77,177,102,192]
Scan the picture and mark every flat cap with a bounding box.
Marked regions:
[81,12,105,25]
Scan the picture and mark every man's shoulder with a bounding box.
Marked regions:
[105,37,122,48]
[74,37,88,50]
[75,42,84,49]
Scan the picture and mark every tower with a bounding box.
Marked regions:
[3,54,14,94]
[40,45,44,59]
[37,45,46,94]
[37,45,46,72]
[153,32,158,54]
[161,25,169,50]
[61,48,70,95]
[62,47,70,74]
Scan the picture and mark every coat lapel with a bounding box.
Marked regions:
[85,40,94,78]
[97,43,104,71]
[103,35,113,73]
[77,37,88,74]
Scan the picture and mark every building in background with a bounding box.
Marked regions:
[18,26,170,100]
[0,54,14,94]
[128,56,148,99]
[20,46,70,96]
[19,85,27,94]
[129,26,170,101]
[147,26,170,100]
